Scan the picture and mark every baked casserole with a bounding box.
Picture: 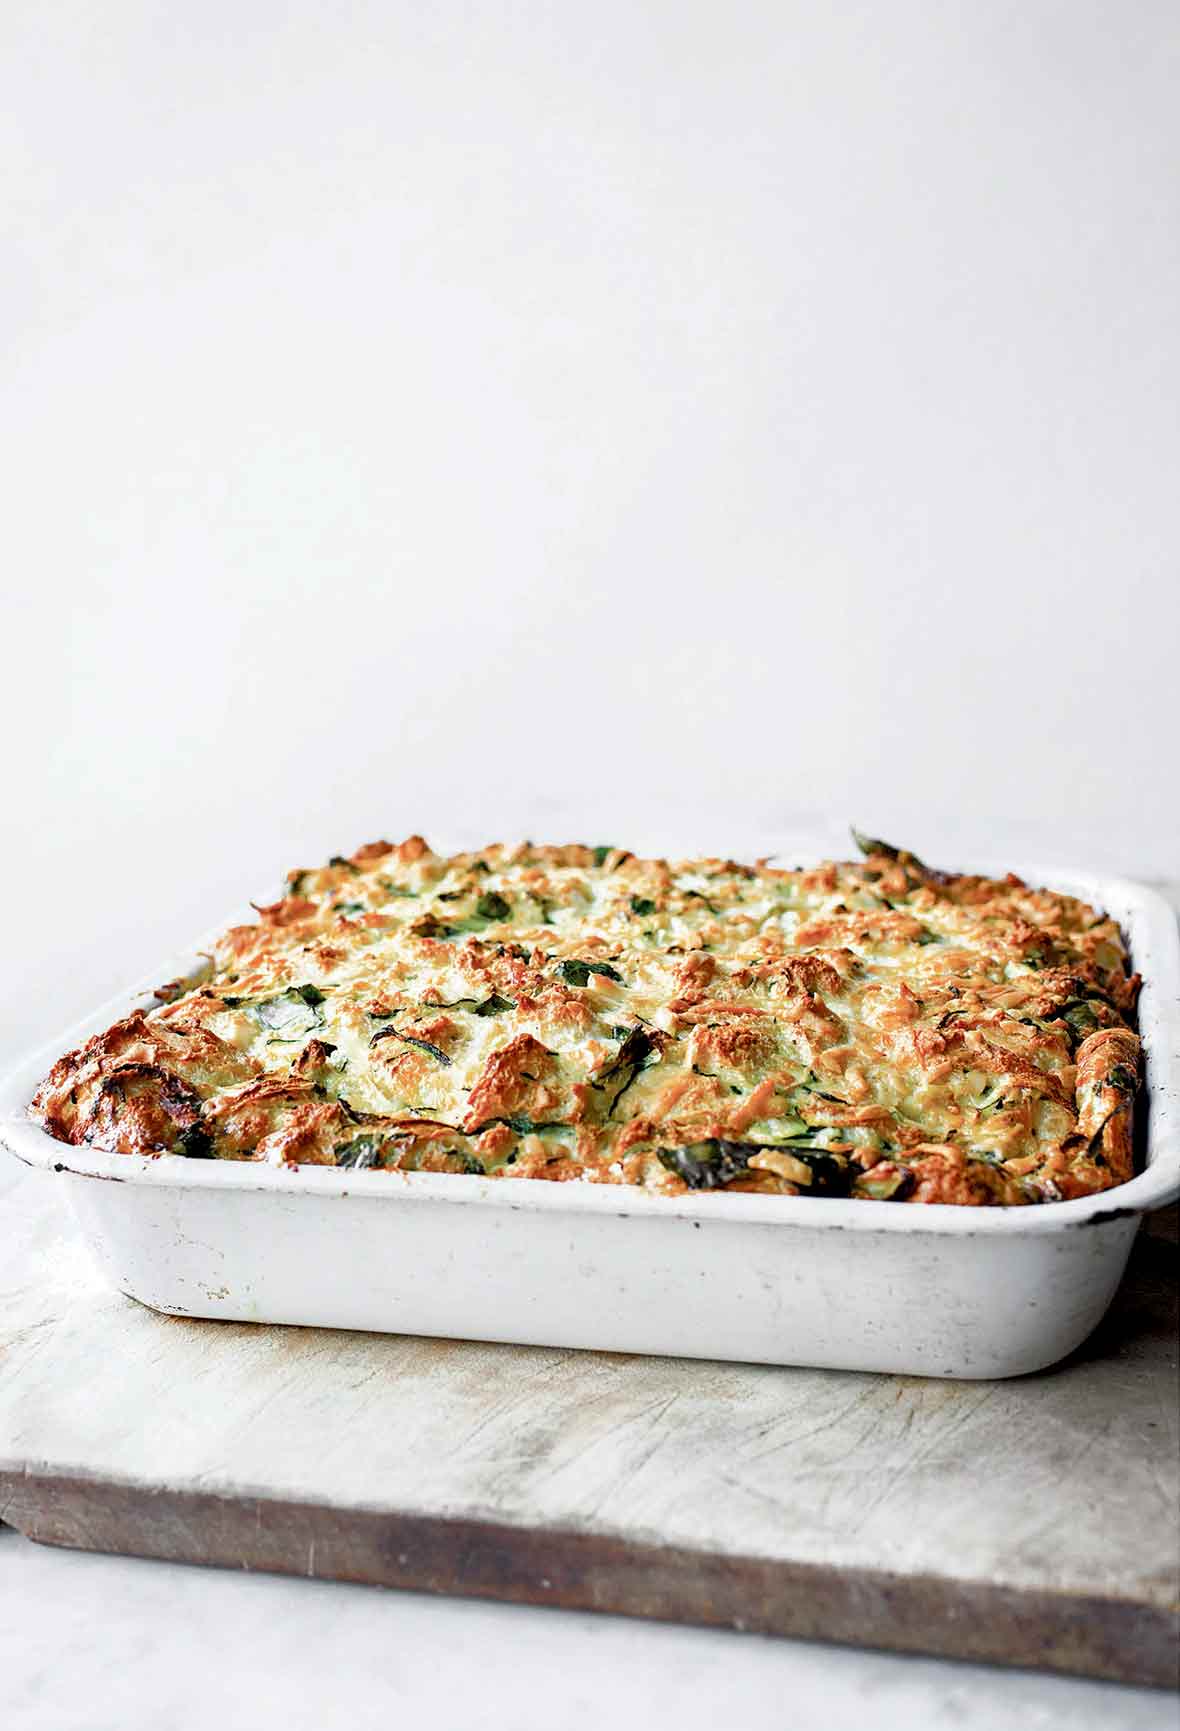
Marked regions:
[31,835,1142,1205]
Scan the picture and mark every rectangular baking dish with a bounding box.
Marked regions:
[2,854,1177,1379]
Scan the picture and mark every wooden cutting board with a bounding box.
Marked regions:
[0,1164,1176,1688]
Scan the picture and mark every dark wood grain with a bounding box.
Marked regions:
[4,1472,1177,1688]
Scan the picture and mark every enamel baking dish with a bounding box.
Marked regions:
[2,859,1177,1379]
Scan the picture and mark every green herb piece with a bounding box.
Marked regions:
[414,909,488,937]
[328,855,358,872]
[371,1027,451,1065]
[338,1096,388,1125]
[380,879,416,898]
[476,892,512,921]
[1062,1002,1101,1043]
[630,897,656,917]
[657,1140,751,1189]
[593,1027,656,1114]
[333,1135,388,1170]
[606,1027,654,1071]
[248,985,326,1039]
[1105,1065,1137,1095]
[417,994,515,1016]
[791,1074,848,1105]
[915,929,940,946]
[478,1114,569,1136]
[174,1125,214,1159]
[559,959,624,987]
[850,829,936,877]
[399,1034,451,1065]
[436,913,496,936]
[334,901,365,915]
[966,1147,1006,1169]
[288,871,309,896]
[851,828,899,859]
[657,1138,851,1194]
[592,846,614,867]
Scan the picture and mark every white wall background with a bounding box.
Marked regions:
[3,1,1178,1055]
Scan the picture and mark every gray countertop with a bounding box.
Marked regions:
[0,1513,1174,1731]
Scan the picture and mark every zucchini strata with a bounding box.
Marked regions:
[31,835,1142,1205]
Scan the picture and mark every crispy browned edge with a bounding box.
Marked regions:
[1075,1026,1142,1190]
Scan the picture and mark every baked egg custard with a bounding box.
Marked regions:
[32,834,1142,1204]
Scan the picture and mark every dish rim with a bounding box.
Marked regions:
[3,851,1177,1236]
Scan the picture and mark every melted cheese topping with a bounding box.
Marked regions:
[31,836,1142,1205]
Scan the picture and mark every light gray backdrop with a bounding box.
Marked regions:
[3,0,1177,1060]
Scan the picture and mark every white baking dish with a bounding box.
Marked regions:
[2,858,1177,1379]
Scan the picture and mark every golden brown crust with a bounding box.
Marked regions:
[29,835,1142,1205]
[1067,1027,1140,1191]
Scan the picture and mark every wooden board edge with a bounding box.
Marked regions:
[2,1471,1176,1689]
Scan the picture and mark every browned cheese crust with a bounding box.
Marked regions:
[30,834,1143,1205]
